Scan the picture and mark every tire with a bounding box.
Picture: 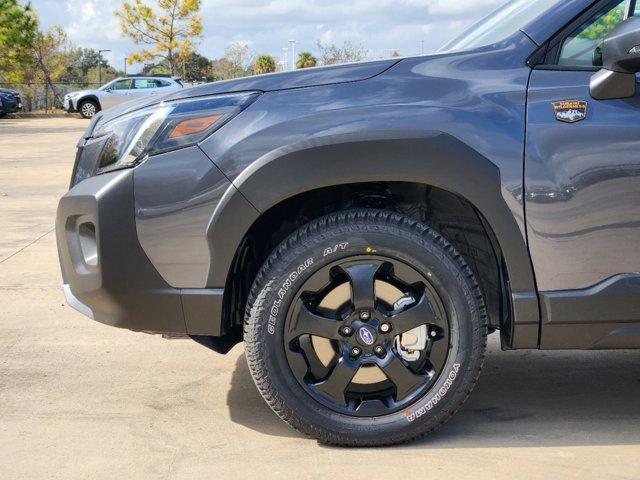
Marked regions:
[244,209,488,446]
[78,99,99,119]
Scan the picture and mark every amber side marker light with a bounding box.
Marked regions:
[168,114,224,138]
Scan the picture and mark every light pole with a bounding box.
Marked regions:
[98,49,111,87]
[281,47,288,72]
[288,39,296,70]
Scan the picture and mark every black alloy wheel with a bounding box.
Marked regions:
[245,209,487,446]
[284,257,449,417]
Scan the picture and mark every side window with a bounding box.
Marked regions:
[559,0,632,67]
[133,79,157,89]
[110,79,133,90]
[157,80,172,87]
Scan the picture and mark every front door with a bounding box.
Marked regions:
[101,79,134,110]
[525,0,640,348]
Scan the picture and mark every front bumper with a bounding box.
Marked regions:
[0,95,22,113]
[56,169,224,335]
[64,98,78,113]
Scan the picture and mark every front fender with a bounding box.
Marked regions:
[76,94,100,108]
[207,133,539,348]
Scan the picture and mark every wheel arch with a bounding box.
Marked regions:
[77,95,101,109]
[207,133,539,349]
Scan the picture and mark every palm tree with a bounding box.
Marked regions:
[254,54,276,75]
[296,51,317,69]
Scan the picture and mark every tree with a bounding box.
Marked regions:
[317,40,368,66]
[0,0,38,82]
[141,62,170,76]
[296,51,317,69]
[254,54,276,75]
[223,42,255,78]
[209,57,235,81]
[32,26,71,106]
[182,51,211,81]
[60,48,109,85]
[579,3,626,41]
[115,0,203,75]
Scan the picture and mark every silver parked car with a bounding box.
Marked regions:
[64,76,183,119]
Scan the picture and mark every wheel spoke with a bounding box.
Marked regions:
[299,265,333,295]
[389,292,443,333]
[299,335,331,379]
[342,263,381,310]
[314,357,359,404]
[387,259,426,287]
[287,303,341,340]
[355,399,389,416]
[380,353,426,400]
[287,350,310,380]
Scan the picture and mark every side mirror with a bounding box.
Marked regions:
[590,16,640,100]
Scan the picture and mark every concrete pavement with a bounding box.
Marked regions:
[1,118,639,479]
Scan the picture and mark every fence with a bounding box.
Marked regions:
[1,81,208,112]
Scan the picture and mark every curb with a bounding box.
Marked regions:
[3,112,82,119]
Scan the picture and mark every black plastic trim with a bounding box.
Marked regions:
[56,170,224,335]
[540,274,640,349]
[207,133,540,348]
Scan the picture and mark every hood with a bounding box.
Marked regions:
[0,88,19,96]
[174,58,399,98]
[96,59,400,125]
[66,88,100,98]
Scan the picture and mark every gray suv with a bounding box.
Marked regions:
[64,76,183,119]
[56,0,640,446]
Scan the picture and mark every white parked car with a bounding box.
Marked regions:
[64,76,184,119]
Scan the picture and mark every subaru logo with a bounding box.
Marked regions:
[358,327,375,346]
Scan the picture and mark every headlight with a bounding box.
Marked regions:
[92,91,260,174]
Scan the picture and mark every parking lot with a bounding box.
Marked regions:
[1,117,639,479]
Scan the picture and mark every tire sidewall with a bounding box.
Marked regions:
[248,217,482,441]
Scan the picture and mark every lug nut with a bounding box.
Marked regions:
[351,347,362,358]
[341,326,353,336]
[379,323,392,333]
[374,345,386,358]
[359,310,371,321]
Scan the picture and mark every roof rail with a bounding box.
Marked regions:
[123,73,173,78]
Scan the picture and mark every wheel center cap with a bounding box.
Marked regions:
[357,326,377,346]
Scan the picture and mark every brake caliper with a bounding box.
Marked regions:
[393,295,428,362]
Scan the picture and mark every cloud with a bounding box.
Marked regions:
[32,0,504,70]
[425,0,503,16]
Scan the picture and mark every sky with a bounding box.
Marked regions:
[31,0,505,71]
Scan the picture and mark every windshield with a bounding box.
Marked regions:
[440,0,562,53]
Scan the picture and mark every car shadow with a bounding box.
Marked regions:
[227,350,304,439]
[227,338,640,447]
